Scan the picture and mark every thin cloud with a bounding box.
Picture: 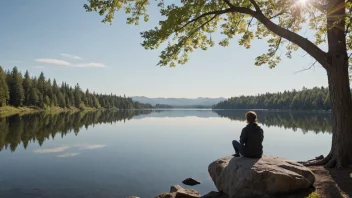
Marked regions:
[74,144,106,150]
[74,63,105,68]
[33,66,45,69]
[60,53,83,60]
[35,58,71,66]
[57,153,80,158]
[35,58,105,68]
[33,146,69,153]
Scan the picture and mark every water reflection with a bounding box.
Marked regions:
[213,110,332,134]
[0,109,333,198]
[0,110,151,152]
[0,109,332,153]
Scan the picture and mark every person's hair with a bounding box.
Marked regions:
[246,111,258,123]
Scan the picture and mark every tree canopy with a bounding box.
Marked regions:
[84,0,351,68]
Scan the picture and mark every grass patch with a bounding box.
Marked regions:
[0,105,100,117]
[0,106,42,117]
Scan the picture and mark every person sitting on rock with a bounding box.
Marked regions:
[232,111,264,158]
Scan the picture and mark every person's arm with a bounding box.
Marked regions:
[240,128,248,145]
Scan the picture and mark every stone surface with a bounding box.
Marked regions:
[208,155,315,198]
[201,191,228,198]
[156,185,201,198]
[170,185,201,198]
[182,178,201,186]
[155,193,173,198]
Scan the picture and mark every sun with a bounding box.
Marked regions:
[299,0,307,5]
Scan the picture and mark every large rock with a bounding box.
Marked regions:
[170,185,201,198]
[156,185,201,198]
[201,191,228,198]
[208,155,315,198]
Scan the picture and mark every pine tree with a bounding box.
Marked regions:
[29,87,39,106]
[44,95,50,106]
[22,71,32,106]
[45,79,53,103]
[8,67,24,107]
[57,92,66,108]
[74,83,82,108]
[0,66,9,107]
[37,72,45,107]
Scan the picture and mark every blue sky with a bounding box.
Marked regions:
[0,0,328,98]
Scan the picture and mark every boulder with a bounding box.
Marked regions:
[182,178,201,186]
[208,155,315,198]
[170,185,201,198]
[155,193,173,198]
[156,185,201,198]
[201,191,228,198]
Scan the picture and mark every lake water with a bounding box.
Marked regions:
[0,110,332,198]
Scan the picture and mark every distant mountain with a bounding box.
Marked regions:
[131,96,227,107]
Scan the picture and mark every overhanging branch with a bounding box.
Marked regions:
[175,0,328,68]
[252,12,328,68]
[176,8,234,32]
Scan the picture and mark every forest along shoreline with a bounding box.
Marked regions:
[0,66,152,118]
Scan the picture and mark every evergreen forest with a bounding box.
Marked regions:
[0,66,152,110]
[213,87,333,110]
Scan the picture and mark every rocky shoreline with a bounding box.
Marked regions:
[150,155,316,198]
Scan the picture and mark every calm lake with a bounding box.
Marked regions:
[0,110,332,198]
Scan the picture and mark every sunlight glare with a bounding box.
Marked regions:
[299,0,307,5]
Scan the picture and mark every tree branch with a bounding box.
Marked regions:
[222,0,235,8]
[249,0,261,12]
[175,2,328,69]
[246,17,254,32]
[135,0,149,16]
[269,10,289,19]
[294,60,318,74]
[163,15,218,66]
[252,12,329,68]
[272,37,282,55]
[176,8,236,32]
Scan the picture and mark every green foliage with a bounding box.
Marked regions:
[306,192,320,198]
[22,71,32,106]
[84,0,352,68]
[0,66,152,110]
[29,87,39,106]
[213,87,332,110]
[7,67,24,107]
[0,66,9,107]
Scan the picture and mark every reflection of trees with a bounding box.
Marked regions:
[213,110,332,134]
[0,110,152,152]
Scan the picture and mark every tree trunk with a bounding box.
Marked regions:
[325,0,352,168]
[304,0,352,168]
[325,65,352,168]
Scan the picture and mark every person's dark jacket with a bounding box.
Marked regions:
[240,122,264,158]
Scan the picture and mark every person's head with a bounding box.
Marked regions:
[246,111,258,123]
